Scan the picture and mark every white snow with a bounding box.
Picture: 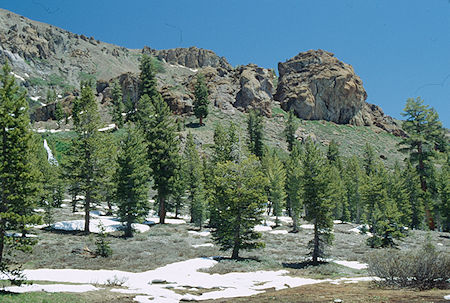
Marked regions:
[98,123,116,132]
[192,243,214,248]
[332,260,368,270]
[254,225,272,232]
[444,294,450,300]
[52,218,150,234]
[348,225,373,237]
[269,216,292,224]
[5,284,99,293]
[333,220,343,224]
[300,224,314,230]
[188,230,210,237]
[30,96,41,101]
[57,94,62,98]
[43,139,58,165]
[10,71,25,82]
[269,230,289,235]
[35,128,63,133]
[34,208,45,213]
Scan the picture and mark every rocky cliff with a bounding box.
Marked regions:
[275,50,404,136]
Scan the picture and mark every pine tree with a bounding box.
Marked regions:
[399,97,445,230]
[111,80,124,129]
[363,143,376,176]
[362,164,403,248]
[284,110,298,152]
[302,140,333,265]
[211,155,268,259]
[285,144,303,232]
[184,132,206,228]
[247,109,264,158]
[114,125,150,237]
[343,156,364,223]
[262,149,286,227]
[54,102,64,129]
[389,163,412,227]
[99,134,118,215]
[212,122,240,164]
[170,157,187,219]
[139,93,179,224]
[403,161,425,229]
[46,88,56,104]
[65,81,105,233]
[139,54,159,99]
[193,74,209,126]
[437,155,450,231]
[327,140,342,170]
[329,165,350,222]
[0,63,42,283]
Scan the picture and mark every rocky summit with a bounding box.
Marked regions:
[0,8,403,137]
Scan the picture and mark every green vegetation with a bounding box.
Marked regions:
[193,74,209,126]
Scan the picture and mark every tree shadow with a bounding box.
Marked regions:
[186,122,202,128]
[212,256,261,262]
[282,260,328,269]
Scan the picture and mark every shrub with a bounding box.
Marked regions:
[95,223,113,257]
[367,242,450,289]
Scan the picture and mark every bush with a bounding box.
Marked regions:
[95,223,113,257]
[367,242,450,289]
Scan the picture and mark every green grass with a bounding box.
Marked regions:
[0,292,84,303]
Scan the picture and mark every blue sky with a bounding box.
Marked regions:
[2,0,449,126]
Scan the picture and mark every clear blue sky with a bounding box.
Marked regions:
[2,0,449,126]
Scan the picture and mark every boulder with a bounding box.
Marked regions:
[275,49,367,124]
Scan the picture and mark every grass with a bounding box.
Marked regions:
[200,281,450,303]
[0,292,84,303]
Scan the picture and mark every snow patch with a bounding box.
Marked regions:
[444,294,450,300]
[145,217,186,225]
[10,71,25,82]
[300,224,314,230]
[332,260,368,270]
[254,225,272,232]
[30,96,41,101]
[52,218,150,234]
[98,123,116,132]
[5,232,37,238]
[44,139,58,165]
[192,243,214,248]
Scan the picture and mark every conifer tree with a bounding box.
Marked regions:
[184,132,206,228]
[114,125,150,237]
[139,93,179,224]
[363,143,376,176]
[403,161,425,229]
[46,88,56,104]
[99,134,118,215]
[247,109,264,158]
[285,144,303,232]
[437,155,450,231]
[212,122,240,164]
[65,81,105,233]
[284,110,298,152]
[389,163,412,227]
[111,80,124,129]
[139,54,159,99]
[327,140,342,170]
[329,165,350,222]
[193,74,209,126]
[262,149,286,227]
[302,140,333,265]
[54,102,64,129]
[211,155,268,259]
[170,158,187,219]
[343,156,364,223]
[0,63,42,283]
[399,97,445,230]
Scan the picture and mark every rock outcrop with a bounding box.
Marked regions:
[144,46,232,71]
[275,49,404,136]
[275,49,367,124]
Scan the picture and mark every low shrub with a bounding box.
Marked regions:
[367,242,449,290]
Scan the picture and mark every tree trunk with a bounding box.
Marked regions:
[106,200,113,216]
[125,220,132,237]
[84,192,90,234]
[159,195,166,224]
[292,214,299,233]
[418,143,435,230]
[312,221,319,265]
[199,116,203,126]
[0,224,5,264]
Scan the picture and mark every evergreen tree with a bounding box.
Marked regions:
[65,81,105,233]
[389,163,412,227]
[247,109,264,158]
[211,155,268,259]
[184,132,206,228]
[329,165,350,222]
[139,54,159,99]
[99,134,118,215]
[0,63,42,283]
[262,149,286,227]
[402,161,425,229]
[212,122,240,164]
[362,164,403,248]
[327,140,342,170]
[363,143,376,176]
[114,125,150,237]
[437,155,450,231]
[46,88,56,104]
[285,144,303,232]
[111,80,124,129]
[170,157,187,219]
[138,93,179,224]
[193,74,209,126]
[399,97,445,230]
[343,156,364,223]
[302,140,333,265]
[284,110,298,152]
[54,102,64,129]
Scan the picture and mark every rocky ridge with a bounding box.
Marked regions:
[1,8,403,137]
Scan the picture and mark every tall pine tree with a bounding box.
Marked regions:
[284,110,298,152]
[285,144,303,232]
[247,109,264,158]
[111,80,124,129]
[193,74,209,126]
[114,125,150,237]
